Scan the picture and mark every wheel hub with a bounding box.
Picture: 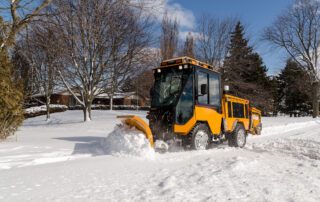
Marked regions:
[194,130,208,150]
[237,129,246,147]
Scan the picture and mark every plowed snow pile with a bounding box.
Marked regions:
[102,125,155,159]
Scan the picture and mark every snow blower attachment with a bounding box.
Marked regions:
[117,115,169,152]
[117,115,154,147]
[117,56,262,151]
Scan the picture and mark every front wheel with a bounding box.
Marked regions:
[228,124,247,148]
[190,124,211,150]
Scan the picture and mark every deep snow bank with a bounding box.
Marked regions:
[102,125,155,159]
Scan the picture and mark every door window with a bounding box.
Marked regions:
[209,74,220,106]
[197,71,208,104]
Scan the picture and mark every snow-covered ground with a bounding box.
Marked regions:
[0,111,320,201]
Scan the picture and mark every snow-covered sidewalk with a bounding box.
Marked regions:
[0,111,320,201]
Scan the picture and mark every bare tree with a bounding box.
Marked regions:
[121,47,161,103]
[106,6,152,110]
[263,0,320,118]
[0,0,53,50]
[160,12,179,60]
[22,22,60,121]
[51,0,152,120]
[196,14,236,69]
[183,32,194,58]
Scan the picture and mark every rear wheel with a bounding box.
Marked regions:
[190,124,211,150]
[228,124,246,148]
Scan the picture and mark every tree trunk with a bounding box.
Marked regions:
[46,95,51,121]
[88,102,92,120]
[83,105,91,122]
[312,81,319,118]
[110,94,113,111]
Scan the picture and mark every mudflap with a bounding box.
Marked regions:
[117,115,154,147]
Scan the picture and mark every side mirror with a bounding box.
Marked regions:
[224,85,230,92]
[200,84,207,95]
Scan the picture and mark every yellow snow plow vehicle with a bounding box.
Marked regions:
[118,57,262,150]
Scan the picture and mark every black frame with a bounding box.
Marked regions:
[174,66,195,125]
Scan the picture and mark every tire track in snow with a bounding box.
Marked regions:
[248,118,320,162]
[132,150,320,201]
[130,118,320,201]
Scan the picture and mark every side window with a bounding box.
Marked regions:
[209,74,220,106]
[197,71,208,104]
[233,103,244,118]
[228,102,232,117]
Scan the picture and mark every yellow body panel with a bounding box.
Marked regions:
[250,107,262,135]
[222,94,250,132]
[174,106,223,135]
[195,106,223,135]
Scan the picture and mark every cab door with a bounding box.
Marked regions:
[195,69,222,135]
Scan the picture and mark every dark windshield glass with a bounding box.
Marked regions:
[151,67,191,107]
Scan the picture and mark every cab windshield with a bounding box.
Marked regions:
[151,67,192,107]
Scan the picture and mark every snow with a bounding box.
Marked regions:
[102,125,155,159]
[0,111,320,201]
[24,104,68,114]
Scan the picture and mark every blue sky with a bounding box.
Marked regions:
[1,0,294,75]
[166,0,295,75]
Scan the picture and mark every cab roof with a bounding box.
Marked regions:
[224,94,250,104]
[157,56,219,73]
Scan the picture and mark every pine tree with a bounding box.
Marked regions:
[0,50,24,139]
[223,22,253,83]
[0,18,24,139]
[277,59,312,116]
[269,76,282,116]
[223,22,272,114]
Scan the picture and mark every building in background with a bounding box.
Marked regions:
[29,90,148,109]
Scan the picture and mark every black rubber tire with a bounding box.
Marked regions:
[228,124,247,148]
[190,124,211,150]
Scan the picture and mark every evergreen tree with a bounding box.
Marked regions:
[223,22,252,80]
[269,76,282,116]
[223,22,272,114]
[0,17,24,139]
[278,59,312,116]
[0,50,24,139]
